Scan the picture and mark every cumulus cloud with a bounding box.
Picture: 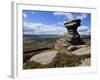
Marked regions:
[54,12,74,20]
[53,12,88,21]
[76,14,88,20]
[23,22,67,35]
[78,26,90,35]
[57,21,67,25]
[23,13,27,18]
[24,22,90,35]
[24,21,91,36]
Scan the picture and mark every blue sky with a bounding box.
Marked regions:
[23,10,91,35]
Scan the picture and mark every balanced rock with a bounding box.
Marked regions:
[55,19,86,56]
[64,19,84,45]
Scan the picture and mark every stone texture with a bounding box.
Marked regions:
[55,19,85,54]
[67,45,78,51]
[64,19,84,45]
[71,46,90,55]
[67,45,88,51]
[30,50,58,65]
[79,58,91,66]
[64,19,81,32]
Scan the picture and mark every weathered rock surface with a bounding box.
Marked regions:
[55,19,85,55]
[67,45,78,51]
[64,19,84,45]
[72,46,90,55]
[30,50,58,65]
[79,58,91,66]
[67,45,88,51]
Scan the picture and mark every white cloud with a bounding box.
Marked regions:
[24,22,67,35]
[78,26,90,35]
[24,22,91,35]
[57,21,67,25]
[54,12,74,21]
[76,14,88,20]
[24,22,90,35]
[23,13,27,18]
[54,12,88,21]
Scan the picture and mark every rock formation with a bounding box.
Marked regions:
[55,19,85,54]
[64,19,84,45]
[30,50,58,65]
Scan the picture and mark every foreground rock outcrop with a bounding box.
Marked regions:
[54,19,91,66]
[30,50,58,65]
[55,19,86,55]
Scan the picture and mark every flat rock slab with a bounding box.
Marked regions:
[72,46,90,55]
[30,50,58,65]
[68,45,88,51]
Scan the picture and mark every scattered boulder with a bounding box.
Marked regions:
[75,45,88,48]
[67,45,78,51]
[55,37,71,50]
[72,46,90,55]
[68,45,88,51]
[30,50,58,65]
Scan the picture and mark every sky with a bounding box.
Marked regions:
[23,10,91,35]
